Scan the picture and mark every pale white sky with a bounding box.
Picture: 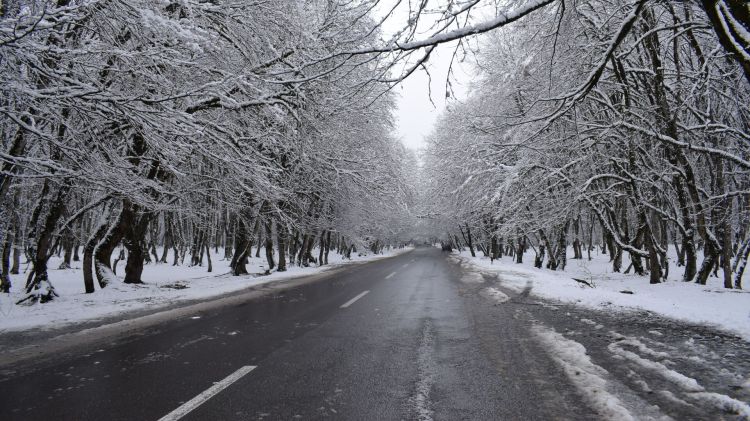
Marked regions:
[375,1,475,151]
[393,44,471,150]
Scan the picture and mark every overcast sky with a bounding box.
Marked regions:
[393,45,471,151]
[376,2,475,151]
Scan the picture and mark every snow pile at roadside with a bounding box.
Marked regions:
[532,324,637,420]
[534,324,750,419]
[0,247,411,332]
[455,248,750,341]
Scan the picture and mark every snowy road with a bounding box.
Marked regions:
[0,247,748,420]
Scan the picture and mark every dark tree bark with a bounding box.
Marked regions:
[149,236,159,264]
[701,0,750,85]
[22,183,69,303]
[515,236,524,264]
[10,231,20,275]
[94,204,128,286]
[0,117,32,253]
[556,222,568,271]
[462,224,476,257]
[204,241,212,273]
[59,233,73,269]
[224,214,233,260]
[1,232,12,293]
[112,248,125,276]
[91,197,151,285]
[298,233,310,266]
[324,231,331,265]
[288,230,299,266]
[734,239,749,289]
[84,220,108,293]
[535,231,546,269]
[645,230,662,284]
[276,222,287,272]
[490,235,499,262]
[318,231,325,266]
[714,157,734,289]
[230,217,250,276]
[160,219,171,263]
[264,218,275,271]
[304,233,316,265]
[696,242,719,285]
[123,222,148,285]
[572,217,583,260]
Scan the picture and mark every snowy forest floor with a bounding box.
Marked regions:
[0,247,412,334]
[452,246,750,341]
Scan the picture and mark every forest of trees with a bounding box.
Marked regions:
[1,0,749,305]
[422,0,750,288]
[0,0,422,304]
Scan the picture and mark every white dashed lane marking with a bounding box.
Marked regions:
[340,291,370,308]
[158,365,256,421]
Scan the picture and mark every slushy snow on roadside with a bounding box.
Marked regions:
[454,248,750,341]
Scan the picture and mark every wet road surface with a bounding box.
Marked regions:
[0,247,748,420]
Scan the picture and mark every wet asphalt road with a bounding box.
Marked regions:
[0,247,748,420]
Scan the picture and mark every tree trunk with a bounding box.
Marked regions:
[149,238,159,264]
[230,217,250,276]
[1,232,12,293]
[122,208,151,284]
[463,224,476,257]
[224,223,233,260]
[84,220,109,292]
[95,204,129,286]
[515,236,524,264]
[535,245,545,268]
[324,231,331,265]
[734,239,749,289]
[264,218,275,271]
[673,235,685,267]
[255,224,262,258]
[696,241,719,285]
[277,223,287,272]
[298,233,310,266]
[645,231,662,284]
[10,231,21,275]
[205,241,212,273]
[305,233,316,265]
[112,248,125,276]
[59,233,73,269]
[160,221,171,263]
[318,231,325,266]
[23,183,69,303]
[556,223,568,271]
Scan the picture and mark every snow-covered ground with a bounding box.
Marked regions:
[0,247,411,332]
[452,247,750,341]
[533,323,750,419]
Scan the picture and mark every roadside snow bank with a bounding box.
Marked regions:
[0,247,412,332]
[532,324,637,420]
[456,249,750,341]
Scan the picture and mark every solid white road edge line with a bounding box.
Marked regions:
[158,365,256,421]
[385,272,397,279]
[340,290,370,308]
